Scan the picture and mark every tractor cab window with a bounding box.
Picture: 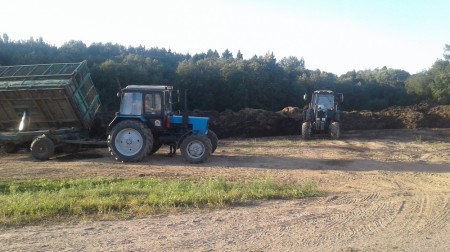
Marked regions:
[164,91,172,114]
[120,92,143,115]
[314,94,334,110]
[144,93,162,115]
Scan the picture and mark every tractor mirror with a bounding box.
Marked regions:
[171,90,181,104]
[303,93,308,101]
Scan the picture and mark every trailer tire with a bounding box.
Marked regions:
[4,143,20,153]
[207,130,218,154]
[301,122,311,140]
[31,135,55,160]
[108,120,152,162]
[180,134,212,163]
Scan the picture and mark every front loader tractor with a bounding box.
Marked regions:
[302,90,343,139]
[107,85,218,163]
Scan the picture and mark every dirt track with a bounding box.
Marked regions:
[1,129,450,251]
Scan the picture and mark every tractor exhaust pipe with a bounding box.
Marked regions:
[183,89,189,126]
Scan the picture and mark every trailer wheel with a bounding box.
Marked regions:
[180,134,212,163]
[301,122,311,140]
[108,120,153,162]
[330,122,341,139]
[3,143,20,153]
[207,130,218,154]
[31,135,55,160]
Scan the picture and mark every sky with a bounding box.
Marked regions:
[1,0,449,75]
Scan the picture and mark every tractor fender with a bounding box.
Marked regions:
[176,128,211,149]
[334,110,341,122]
[107,115,148,134]
[176,130,194,149]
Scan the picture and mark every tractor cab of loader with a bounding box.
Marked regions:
[107,85,218,164]
[302,90,343,139]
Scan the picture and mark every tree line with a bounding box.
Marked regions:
[1,34,449,112]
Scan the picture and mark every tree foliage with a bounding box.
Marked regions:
[1,34,449,111]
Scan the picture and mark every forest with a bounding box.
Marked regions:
[0,33,449,112]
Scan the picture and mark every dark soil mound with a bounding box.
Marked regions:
[93,104,450,139]
[202,104,450,138]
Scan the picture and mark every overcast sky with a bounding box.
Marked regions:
[1,0,449,75]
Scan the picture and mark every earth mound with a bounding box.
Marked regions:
[194,104,450,138]
[92,104,450,139]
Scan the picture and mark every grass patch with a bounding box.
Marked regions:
[247,138,302,147]
[0,177,318,227]
[273,139,300,147]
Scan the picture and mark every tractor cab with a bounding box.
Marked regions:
[117,85,173,130]
[312,91,335,111]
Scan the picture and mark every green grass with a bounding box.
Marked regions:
[0,177,319,227]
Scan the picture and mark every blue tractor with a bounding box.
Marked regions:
[107,85,218,163]
[302,90,344,139]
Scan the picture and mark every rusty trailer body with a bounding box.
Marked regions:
[0,61,103,159]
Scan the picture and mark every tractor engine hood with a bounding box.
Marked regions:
[169,115,209,135]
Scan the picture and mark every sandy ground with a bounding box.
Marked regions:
[1,128,450,251]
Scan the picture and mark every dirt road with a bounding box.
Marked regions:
[1,129,450,251]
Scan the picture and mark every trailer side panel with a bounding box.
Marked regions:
[0,61,100,131]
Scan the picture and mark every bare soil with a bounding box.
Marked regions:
[1,128,450,251]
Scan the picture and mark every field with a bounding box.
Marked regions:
[1,128,450,251]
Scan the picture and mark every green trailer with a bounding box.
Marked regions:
[0,61,104,160]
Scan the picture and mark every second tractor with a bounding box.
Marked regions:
[302,90,344,139]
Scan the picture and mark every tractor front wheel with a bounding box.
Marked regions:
[207,130,218,154]
[108,120,153,162]
[180,134,212,163]
[301,122,311,140]
[330,122,341,139]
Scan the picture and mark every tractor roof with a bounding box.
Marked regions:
[313,90,334,94]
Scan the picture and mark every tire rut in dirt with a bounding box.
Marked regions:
[294,173,450,247]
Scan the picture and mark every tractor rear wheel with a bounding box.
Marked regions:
[301,122,311,140]
[180,134,212,163]
[108,120,153,162]
[330,122,341,139]
[31,135,55,160]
